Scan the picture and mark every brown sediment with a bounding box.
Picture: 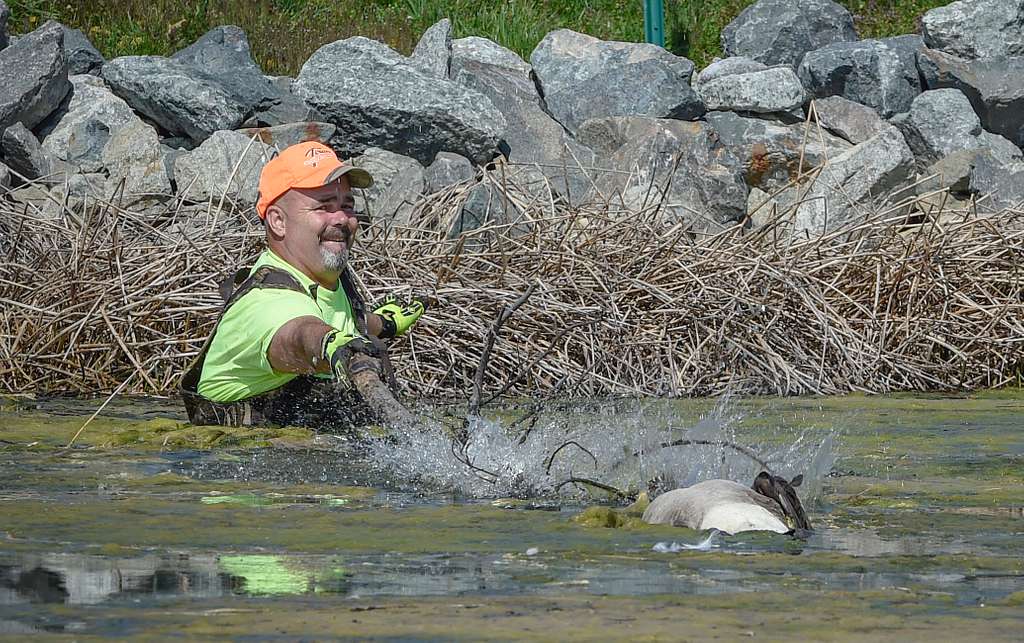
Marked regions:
[36,590,1024,640]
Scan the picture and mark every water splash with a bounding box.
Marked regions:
[652,531,720,552]
[367,397,836,501]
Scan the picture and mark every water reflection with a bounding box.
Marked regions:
[1,553,231,605]
[3,545,1023,607]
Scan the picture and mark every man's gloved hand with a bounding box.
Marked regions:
[373,295,427,339]
[321,329,381,387]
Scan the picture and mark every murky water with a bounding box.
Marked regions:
[1,393,1022,639]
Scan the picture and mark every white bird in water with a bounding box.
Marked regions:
[642,472,812,536]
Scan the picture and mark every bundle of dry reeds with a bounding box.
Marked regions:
[2,164,1022,399]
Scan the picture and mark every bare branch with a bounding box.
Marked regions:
[468,282,538,418]
[544,440,598,475]
[554,477,629,500]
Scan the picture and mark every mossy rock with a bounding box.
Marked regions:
[999,591,1024,606]
[95,419,314,449]
[622,491,650,516]
[572,506,646,529]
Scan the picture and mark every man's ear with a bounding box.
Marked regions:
[265,203,287,238]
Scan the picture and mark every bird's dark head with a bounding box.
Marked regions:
[753,471,812,535]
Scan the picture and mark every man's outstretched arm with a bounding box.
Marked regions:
[268,315,382,382]
[267,315,334,374]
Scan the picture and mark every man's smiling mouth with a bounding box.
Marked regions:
[320,230,350,245]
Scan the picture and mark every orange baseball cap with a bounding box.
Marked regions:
[256,141,373,218]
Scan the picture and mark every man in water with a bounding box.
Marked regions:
[180,141,424,429]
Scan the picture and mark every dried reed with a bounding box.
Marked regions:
[2,164,1022,400]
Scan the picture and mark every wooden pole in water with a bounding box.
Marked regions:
[350,356,439,433]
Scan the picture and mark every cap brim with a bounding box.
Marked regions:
[323,165,374,189]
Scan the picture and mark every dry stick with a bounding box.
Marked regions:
[100,307,160,392]
[553,477,628,500]
[447,434,500,484]
[481,316,601,406]
[511,367,588,444]
[3,172,1024,397]
[544,440,598,475]
[467,282,538,418]
[646,439,772,472]
[60,372,135,453]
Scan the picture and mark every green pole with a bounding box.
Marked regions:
[644,0,665,47]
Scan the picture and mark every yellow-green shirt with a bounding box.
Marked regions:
[197,250,358,403]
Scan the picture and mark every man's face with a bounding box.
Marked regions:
[265,177,359,287]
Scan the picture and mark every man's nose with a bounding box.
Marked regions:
[326,205,358,223]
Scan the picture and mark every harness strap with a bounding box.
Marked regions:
[180,263,385,429]
[180,265,306,398]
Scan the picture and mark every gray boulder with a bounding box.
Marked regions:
[918,48,1024,149]
[892,88,979,165]
[425,152,474,193]
[916,149,979,195]
[704,111,851,191]
[171,25,317,128]
[977,130,1024,165]
[294,37,507,166]
[350,147,425,225]
[694,56,768,87]
[448,162,548,239]
[102,56,248,144]
[530,29,701,134]
[237,121,337,151]
[451,36,531,76]
[173,130,273,207]
[39,74,140,172]
[720,0,857,68]
[101,120,172,205]
[266,75,294,94]
[244,93,320,128]
[892,88,1022,168]
[0,21,70,132]
[410,19,451,79]
[576,117,748,229]
[798,37,923,118]
[810,95,887,144]
[452,56,593,201]
[747,185,802,227]
[50,171,107,212]
[2,122,52,180]
[60,120,111,173]
[698,66,806,114]
[6,183,53,217]
[921,0,1024,60]
[171,25,258,75]
[0,160,9,191]
[794,126,915,233]
[62,25,104,75]
[451,179,521,237]
[0,1,8,51]
[969,150,1024,210]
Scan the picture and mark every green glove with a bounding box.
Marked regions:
[320,329,381,387]
[373,296,426,339]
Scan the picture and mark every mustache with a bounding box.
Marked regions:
[319,226,351,243]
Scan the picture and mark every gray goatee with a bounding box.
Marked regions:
[321,245,349,271]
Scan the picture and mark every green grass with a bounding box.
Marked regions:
[6,0,949,75]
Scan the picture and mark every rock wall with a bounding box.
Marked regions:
[1,0,1022,235]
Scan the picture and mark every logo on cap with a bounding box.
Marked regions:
[304,147,333,168]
